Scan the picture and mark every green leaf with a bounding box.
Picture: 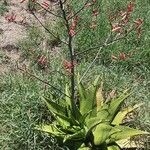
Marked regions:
[96,82,104,111]
[92,123,112,145]
[65,105,81,126]
[97,106,110,121]
[41,96,75,127]
[77,75,100,116]
[41,96,66,117]
[86,108,110,129]
[63,129,85,143]
[35,124,65,138]
[77,81,88,115]
[116,138,145,148]
[93,75,101,87]
[107,145,121,150]
[86,117,103,130]
[65,84,71,107]
[108,90,131,122]
[65,84,82,124]
[109,125,149,143]
[79,110,92,124]
[56,115,72,127]
[112,103,144,125]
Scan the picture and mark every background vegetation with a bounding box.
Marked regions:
[0,0,150,149]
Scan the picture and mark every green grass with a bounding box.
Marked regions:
[0,72,68,149]
[0,0,150,149]
[0,2,8,16]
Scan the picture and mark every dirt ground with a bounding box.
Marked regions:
[0,0,58,74]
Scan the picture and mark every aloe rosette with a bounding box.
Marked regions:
[35,76,149,150]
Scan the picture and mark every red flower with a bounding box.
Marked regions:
[92,0,97,3]
[37,55,47,67]
[69,16,79,37]
[63,60,77,75]
[136,27,142,38]
[41,1,49,9]
[69,29,76,37]
[127,1,134,13]
[5,13,16,22]
[63,60,75,69]
[134,18,143,28]
[111,23,122,33]
[111,55,118,61]
[92,9,99,16]
[120,11,130,24]
[84,2,93,8]
[119,52,126,60]
[66,13,72,20]
[134,18,143,38]
[20,0,26,3]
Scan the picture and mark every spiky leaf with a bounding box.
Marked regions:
[42,97,66,117]
[108,125,149,143]
[96,82,104,111]
[112,103,144,125]
[35,124,65,137]
[42,97,78,127]
[63,129,85,143]
[92,123,112,145]
[86,108,110,129]
[108,90,130,122]
[77,76,100,116]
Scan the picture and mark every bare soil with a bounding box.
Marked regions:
[0,0,58,74]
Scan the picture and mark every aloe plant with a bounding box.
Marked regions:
[36,76,149,150]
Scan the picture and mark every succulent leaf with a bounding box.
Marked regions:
[77,76,100,116]
[112,103,144,125]
[63,129,85,143]
[109,125,149,143]
[107,90,131,122]
[41,96,67,117]
[96,82,104,111]
[65,84,72,107]
[92,123,112,145]
[35,124,65,137]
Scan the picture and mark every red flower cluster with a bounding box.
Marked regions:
[5,12,27,24]
[41,1,50,9]
[92,9,99,16]
[111,23,122,33]
[134,18,143,38]
[5,12,16,22]
[63,60,77,75]
[111,52,127,61]
[85,0,99,29]
[37,55,47,68]
[69,16,79,37]
[20,0,26,3]
[110,1,135,33]
[127,1,134,13]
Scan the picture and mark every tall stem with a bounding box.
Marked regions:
[59,0,76,117]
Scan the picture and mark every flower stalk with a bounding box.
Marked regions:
[59,0,76,117]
